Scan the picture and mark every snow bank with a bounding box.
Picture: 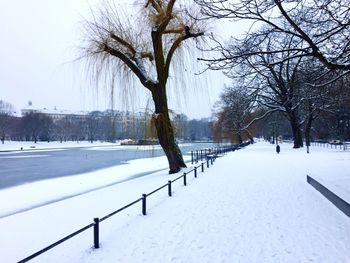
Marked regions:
[0,155,189,218]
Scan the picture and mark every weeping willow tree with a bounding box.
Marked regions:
[81,0,206,173]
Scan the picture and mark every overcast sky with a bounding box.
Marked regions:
[0,0,239,119]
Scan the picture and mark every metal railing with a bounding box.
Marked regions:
[311,141,350,151]
[190,142,250,164]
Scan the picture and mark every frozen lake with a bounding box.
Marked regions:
[0,142,215,189]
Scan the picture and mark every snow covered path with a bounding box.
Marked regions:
[79,143,350,262]
[2,142,350,262]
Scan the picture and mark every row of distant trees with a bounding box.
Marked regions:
[0,101,212,144]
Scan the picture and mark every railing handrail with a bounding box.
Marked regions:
[100,198,142,222]
[311,141,349,151]
[18,223,94,262]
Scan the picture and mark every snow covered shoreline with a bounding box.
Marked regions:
[0,140,196,153]
[1,141,350,262]
[0,140,121,152]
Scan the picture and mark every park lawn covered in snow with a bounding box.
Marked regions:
[1,141,350,262]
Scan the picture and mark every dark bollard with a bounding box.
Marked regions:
[142,194,147,215]
[207,158,209,168]
[93,218,100,249]
[168,181,172,197]
[276,144,280,154]
[183,173,187,186]
[211,156,213,165]
[194,167,197,178]
[201,162,204,172]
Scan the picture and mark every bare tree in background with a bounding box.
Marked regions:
[213,86,256,143]
[195,0,350,76]
[81,0,205,173]
[0,100,15,144]
[219,33,307,148]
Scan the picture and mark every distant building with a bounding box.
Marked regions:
[21,101,89,121]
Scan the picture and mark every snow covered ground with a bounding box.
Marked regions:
[1,141,350,262]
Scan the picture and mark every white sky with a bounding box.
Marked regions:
[0,0,241,119]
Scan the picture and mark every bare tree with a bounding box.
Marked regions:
[172,113,188,140]
[304,71,350,143]
[217,33,349,148]
[86,111,103,143]
[296,63,340,149]
[0,100,15,143]
[81,0,205,173]
[194,0,350,147]
[213,85,257,143]
[196,0,350,74]
[225,33,307,147]
[21,113,53,143]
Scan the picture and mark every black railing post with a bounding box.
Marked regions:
[93,218,100,249]
[201,162,204,172]
[207,158,209,168]
[191,151,193,164]
[194,167,197,178]
[142,194,147,215]
[211,156,213,165]
[183,173,187,186]
[168,181,172,197]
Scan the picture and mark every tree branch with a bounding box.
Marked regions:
[165,30,204,79]
[164,27,184,34]
[110,33,136,55]
[145,0,164,15]
[104,44,155,90]
[274,0,350,70]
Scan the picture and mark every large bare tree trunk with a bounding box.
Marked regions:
[237,132,243,144]
[304,114,313,147]
[289,115,303,148]
[151,85,186,174]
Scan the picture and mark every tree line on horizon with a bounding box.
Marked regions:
[0,102,213,144]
